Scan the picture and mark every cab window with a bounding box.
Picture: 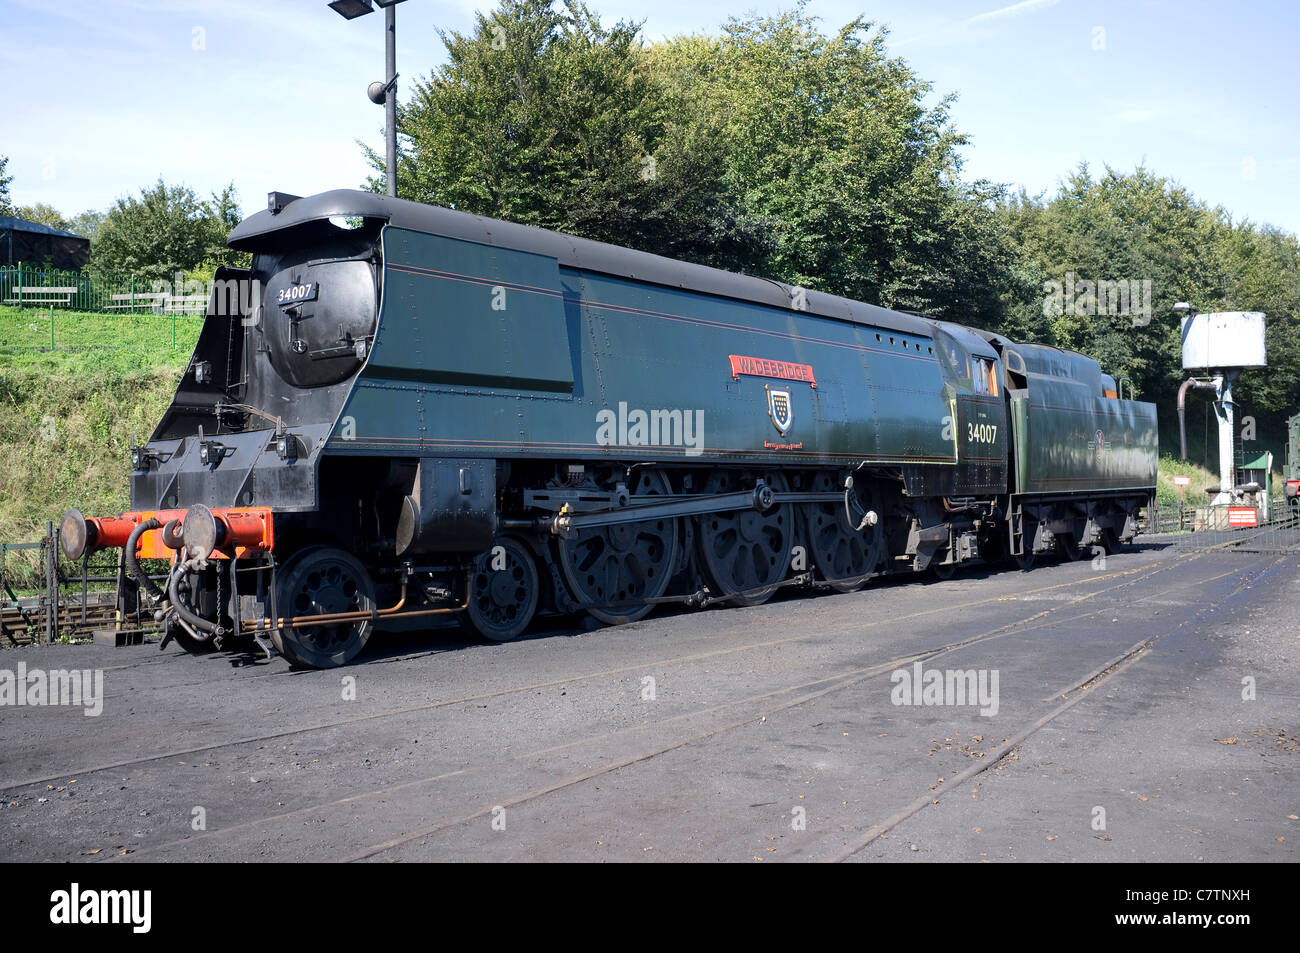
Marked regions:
[972,357,999,396]
[933,330,971,385]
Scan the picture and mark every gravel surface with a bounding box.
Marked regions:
[1,538,1295,863]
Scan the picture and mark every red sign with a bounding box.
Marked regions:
[1172,475,1191,486]
[728,355,816,388]
[1227,507,1258,527]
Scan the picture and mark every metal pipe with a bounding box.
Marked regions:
[173,614,212,646]
[1177,378,1217,460]
[242,576,469,632]
[385,2,397,197]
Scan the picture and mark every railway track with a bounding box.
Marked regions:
[0,594,132,644]
[0,542,1277,863]
[43,548,1223,862]
[344,555,1261,864]
[0,554,1166,794]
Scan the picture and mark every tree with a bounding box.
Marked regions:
[995,163,1300,459]
[0,154,13,216]
[68,209,107,242]
[378,2,1013,321]
[649,6,1014,324]
[16,203,71,232]
[90,179,245,279]
[357,0,1300,441]
[366,0,771,271]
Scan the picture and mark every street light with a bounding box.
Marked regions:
[329,0,407,197]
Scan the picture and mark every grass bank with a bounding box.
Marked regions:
[0,306,198,586]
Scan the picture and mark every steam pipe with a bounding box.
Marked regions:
[1178,378,1218,460]
[242,576,471,632]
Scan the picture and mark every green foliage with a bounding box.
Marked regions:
[15,202,71,231]
[998,164,1300,439]
[0,154,12,216]
[89,179,245,281]
[368,0,771,271]
[67,208,106,242]
[377,1,1014,319]
[0,306,194,583]
[1155,453,1217,509]
[653,6,1013,323]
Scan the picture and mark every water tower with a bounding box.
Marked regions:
[1176,305,1266,510]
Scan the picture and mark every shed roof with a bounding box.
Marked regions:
[0,215,87,241]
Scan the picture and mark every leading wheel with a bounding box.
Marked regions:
[464,536,539,642]
[170,623,217,655]
[558,469,679,625]
[272,546,376,669]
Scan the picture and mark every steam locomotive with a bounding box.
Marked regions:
[60,190,1158,668]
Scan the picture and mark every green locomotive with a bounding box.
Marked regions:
[61,190,1158,667]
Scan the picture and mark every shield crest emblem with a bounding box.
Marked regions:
[1094,429,1105,455]
[767,387,793,435]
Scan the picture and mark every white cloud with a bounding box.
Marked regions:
[965,0,1063,26]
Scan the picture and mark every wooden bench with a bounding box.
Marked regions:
[3,286,77,307]
[161,294,209,314]
[105,292,168,312]
[104,292,206,314]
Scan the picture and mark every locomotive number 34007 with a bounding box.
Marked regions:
[277,282,317,305]
[968,422,998,444]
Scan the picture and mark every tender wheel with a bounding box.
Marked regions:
[271,546,376,669]
[697,470,793,607]
[801,471,882,593]
[930,557,957,580]
[558,469,679,625]
[1060,532,1085,561]
[464,536,539,642]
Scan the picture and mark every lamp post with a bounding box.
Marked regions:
[328,0,407,198]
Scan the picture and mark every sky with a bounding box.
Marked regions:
[2,0,1297,234]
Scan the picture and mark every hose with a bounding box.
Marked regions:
[126,518,165,603]
[168,558,226,638]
